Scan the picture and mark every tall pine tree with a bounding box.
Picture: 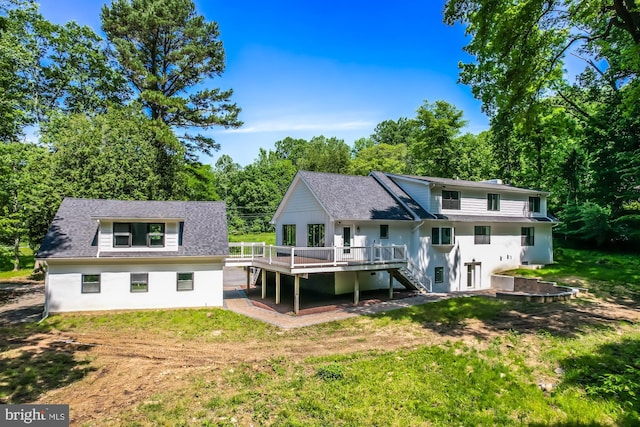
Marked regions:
[101,0,242,157]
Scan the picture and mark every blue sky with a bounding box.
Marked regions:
[38,0,489,166]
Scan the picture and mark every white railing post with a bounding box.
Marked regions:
[291,247,295,268]
[403,244,408,261]
[334,246,338,266]
[269,245,273,264]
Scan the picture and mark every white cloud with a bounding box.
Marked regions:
[224,119,375,134]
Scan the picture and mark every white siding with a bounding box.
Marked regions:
[275,181,332,246]
[46,260,223,313]
[410,221,553,292]
[165,222,179,249]
[98,220,180,252]
[391,177,431,212]
[335,271,393,295]
[428,187,548,218]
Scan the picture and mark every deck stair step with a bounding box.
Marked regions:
[392,267,431,293]
[250,267,262,286]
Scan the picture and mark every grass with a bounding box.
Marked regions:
[44,308,278,342]
[228,232,275,245]
[117,327,640,426]
[504,246,640,301]
[0,247,35,280]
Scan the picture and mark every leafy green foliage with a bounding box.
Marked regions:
[443,0,640,249]
[101,0,242,156]
[0,0,129,140]
[42,105,185,201]
[349,142,409,175]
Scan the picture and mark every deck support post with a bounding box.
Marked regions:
[389,270,394,299]
[275,272,281,304]
[354,272,360,305]
[246,267,251,289]
[294,275,300,315]
[261,268,267,299]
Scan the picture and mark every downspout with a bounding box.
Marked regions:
[39,261,49,323]
[408,221,424,271]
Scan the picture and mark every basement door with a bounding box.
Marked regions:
[465,262,481,289]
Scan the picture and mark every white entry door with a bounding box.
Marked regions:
[466,263,481,289]
[342,226,352,255]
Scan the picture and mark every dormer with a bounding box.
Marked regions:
[95,217,184,252]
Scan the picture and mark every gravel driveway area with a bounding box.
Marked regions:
[0,281,45,325]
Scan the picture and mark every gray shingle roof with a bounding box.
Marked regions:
[37,198,228,259]
[370,171,435,219]
[390,174,549,195]
[298,171,415,221]
[431,214,556,223]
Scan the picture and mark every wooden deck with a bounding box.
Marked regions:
[225,243,408,274]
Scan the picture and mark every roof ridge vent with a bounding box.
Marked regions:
[481,179,503,185]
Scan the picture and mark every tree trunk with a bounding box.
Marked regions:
[13,234,20,271]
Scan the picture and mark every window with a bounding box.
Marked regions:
[113,222,165,248]
[487,193,500,211]
[380,224,389,240]
[442,190,460,210]
[529,197,541,213]
[282,224,296,246]
[432,227,454,245]
[177,272,194,291]
[147,223,165,246]
[307,224,325,247]
[434,267,444,284]
[521,227,535,246]
[81,274,100,293]
[130,273,148,292]
[113,222,132,247]
[474,226,491,244]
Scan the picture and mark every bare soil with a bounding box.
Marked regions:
[1,283,639,426]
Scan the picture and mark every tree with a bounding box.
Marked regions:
[274,136,308,164]
[455,131,497,181]
[0,141,54,269]
[350,143,409,176]
[0,0,128,140]
[410,100,467,178]
[296,136,351,173]
[42,105,185,201]
[444,0,640,248]
[370,117,416,146]
[101,0,242,157]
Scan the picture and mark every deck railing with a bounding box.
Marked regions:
[227,243,407,268]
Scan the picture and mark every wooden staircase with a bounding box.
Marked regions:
[250,267,262,286]
[392,267,431,293]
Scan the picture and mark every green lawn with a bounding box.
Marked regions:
[0,247,35,280]
[228,232,275,245]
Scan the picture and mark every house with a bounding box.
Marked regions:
[269,170,556,295]
[36,198,228,313]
